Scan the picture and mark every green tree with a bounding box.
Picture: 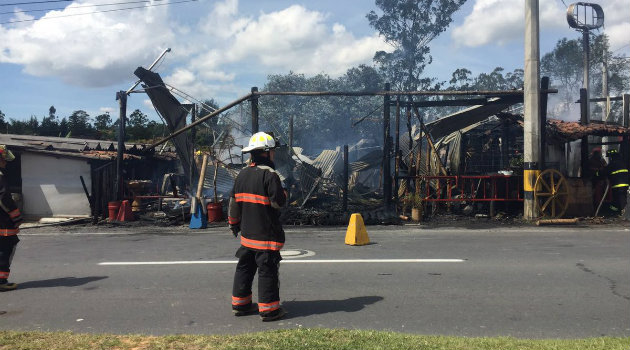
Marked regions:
[541,38,583,115]
[541,33,629,119]
[94,112,114,140]
[9,116,39,135]
[367,0,466,91]
[0,110,7,133]
[195,99,220,147]
[67,110,93,138]
[125,109,150,141]
[261,67,386,153]
[432,67,525,120]
[94,112,112,131]
[40,105,60,136]
[58,117,69,137]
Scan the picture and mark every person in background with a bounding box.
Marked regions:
[0,145,22,291]
[604,149,629,216]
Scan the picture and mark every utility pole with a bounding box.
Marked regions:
[523,0,541,220]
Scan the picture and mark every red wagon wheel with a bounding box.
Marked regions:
[534,169,569,219]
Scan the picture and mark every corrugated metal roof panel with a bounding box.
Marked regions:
[202,163,238,199]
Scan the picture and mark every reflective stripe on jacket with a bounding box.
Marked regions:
[606,157,629,190]
[229,160,286,251]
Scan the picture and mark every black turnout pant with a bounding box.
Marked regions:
[232,246,281,315]
[0,235,19,281]
[611,187,628,213]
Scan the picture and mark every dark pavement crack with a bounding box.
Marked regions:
[576,262,630,302]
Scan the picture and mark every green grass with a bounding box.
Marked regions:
[0,329,628,350]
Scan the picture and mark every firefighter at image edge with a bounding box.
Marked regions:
[228,132,288,322]
[0,145,23,292]
[604,149,629,216]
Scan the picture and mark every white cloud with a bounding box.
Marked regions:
[0,0,388,102]
[211,5,388,76]
[99,107,114,114]
[600,0,630,52]
[0,0,176,86]
[452,0,565,47]
[143,99,154,110]
[164,1,389,101]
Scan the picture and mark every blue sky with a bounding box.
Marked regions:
[0,0,628,123]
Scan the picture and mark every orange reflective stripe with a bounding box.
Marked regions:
[0,229,18,236]
[240,236,284,251]
[235,193,270,205]
[258,301,280,312]
[8,209,20,219]
[228,216,240,225]
[0,271,9,279]
[232,294,252,306]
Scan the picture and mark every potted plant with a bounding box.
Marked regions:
[401,193,414,215]
[410,193,423,222]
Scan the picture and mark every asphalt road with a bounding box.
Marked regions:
[1,223,629,338]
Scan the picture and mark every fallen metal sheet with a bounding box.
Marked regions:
[425,96,522,140]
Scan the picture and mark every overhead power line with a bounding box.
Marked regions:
[0,0,196,24]
[612,43,630,53]
[1,0,73,7]
[0,0,167,15]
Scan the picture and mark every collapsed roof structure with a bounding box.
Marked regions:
[111,59,628,224]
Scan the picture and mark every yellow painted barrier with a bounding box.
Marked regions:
[345,213,370,246]
[524,169,541,192]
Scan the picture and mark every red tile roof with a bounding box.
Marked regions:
[547,119,630,140]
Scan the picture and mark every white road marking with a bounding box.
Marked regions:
[98,259,464,266]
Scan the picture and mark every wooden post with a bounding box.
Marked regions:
[192,154,209,214]
[190,104,196,191]
[289,115,294,151]
[251,87,259,133]
[383,83,391,209]
[115,91,127,201]
[394,97,401,206]
[343,144,348,212]
[501,117,509,169]
[406,105,413,173]
[580,88,589,177]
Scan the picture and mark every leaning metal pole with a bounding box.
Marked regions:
[147,93,253,150]
[524,0,541,220]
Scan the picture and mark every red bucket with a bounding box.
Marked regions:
[108,201,121,221]
[207,202,223,222]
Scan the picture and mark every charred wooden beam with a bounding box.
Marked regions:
[253,89,555,97]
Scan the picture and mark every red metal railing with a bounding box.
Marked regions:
[409,175,523,202]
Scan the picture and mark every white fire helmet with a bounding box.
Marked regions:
[242,132,276,153]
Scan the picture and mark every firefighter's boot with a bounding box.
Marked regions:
[260,307,286,322]
[0,279,17,292]
[233,303,258,317]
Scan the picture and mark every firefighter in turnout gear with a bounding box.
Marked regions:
[604,149,629,216]
[229,132,287,322]
[0,145,22,292]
